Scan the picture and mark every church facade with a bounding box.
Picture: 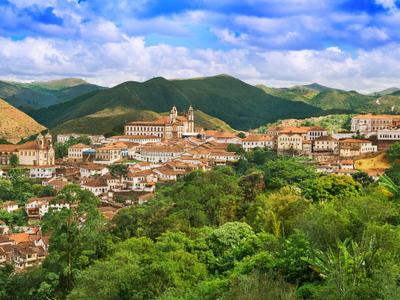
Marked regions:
[124,106,195,139]
[0,133,55,166]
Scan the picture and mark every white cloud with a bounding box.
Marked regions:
[1,36,400,93]
[376,0,398,13]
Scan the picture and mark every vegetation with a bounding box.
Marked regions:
[54,136,91,159]
[0,79,105,111]
[52,108,234,135]
[258,114,353,134]
[0,150,398,299]
[260,83,400,114]
[30,75,323,131]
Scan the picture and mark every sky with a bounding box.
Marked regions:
[1,0,400,92]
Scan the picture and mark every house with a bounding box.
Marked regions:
[203,130,241,144]
[80,164,109,178]
[313,135,339,153]
[135,145,184,163]
[1,201,18,213]
[209,151,239,165]
[94,142,127,164]
[107,135,161,145]
[351,114,400,135]
[42,177,70,191]
[28,165,57,178]
[13,242,47,269]
[124,170,158,192]
[339,160,354,170]
[125,106,195,139]
[80,177,109,196]
[277,126,327,154]
[241,134,275,151]
[339,139,378,157]
[68,143,92,162]
[377,129,400,141]
[25,197,70,219]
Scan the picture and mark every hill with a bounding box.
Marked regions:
[371,87,400,97]
[0,78,105,110]
[30,75,323,131]
[52,106,235,135]
[0,98,46,143]
[259,83,400,113]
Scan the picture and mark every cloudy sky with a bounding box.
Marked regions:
[1,0,400,92]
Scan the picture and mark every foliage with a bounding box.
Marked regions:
[9,154,19,168]
[2,148,400,299]
[54,136,91,159]
[387,141,400,163]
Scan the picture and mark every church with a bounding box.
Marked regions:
[124,106,196,139]
[0,133,55,166]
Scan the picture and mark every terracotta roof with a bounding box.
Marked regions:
[69,143,90,149]
[204,130,237,138]
[81,177,108,187]
[242,134,274,142]
[353,114,400,120]
[9,233,30,244]
[98,142,127,151]
[111,135,160,139]
[315,135,338,141]
[279,126,325,134]
[340,139,370,143]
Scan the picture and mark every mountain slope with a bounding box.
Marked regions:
[53,107,234,135]
[0,98,46,143]
[30,75,323,131]
[0,79,105,110]
[259,83,400,113]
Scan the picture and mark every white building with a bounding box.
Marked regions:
[377,129,400,141]
[29,166,57,179]
[68,143,92,161]
[241,134,274,151]
[135,145,184,163]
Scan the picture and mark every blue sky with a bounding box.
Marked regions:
[0,0,400,91]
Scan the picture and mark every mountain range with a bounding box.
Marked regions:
[1,75,400,140]
[0,78,105,110]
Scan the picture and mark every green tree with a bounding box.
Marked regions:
[352,171,374,187]
[108,164,129,181]
[386,141,400,163]
[41,185,110,296]
[263,157,318,189]
[9,154,19,168]
[302,174,362,203]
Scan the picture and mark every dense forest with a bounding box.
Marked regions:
[0,144,400,299]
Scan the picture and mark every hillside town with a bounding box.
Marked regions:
[0,108,400,269]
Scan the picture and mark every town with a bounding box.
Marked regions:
[0,107,399,269]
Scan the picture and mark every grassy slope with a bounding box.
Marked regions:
[0,79,105,110]
[258,114,353,133]
[0,98,46,143]
[259,84,400,114]
[31,75,323,131]
[53,107,234,135]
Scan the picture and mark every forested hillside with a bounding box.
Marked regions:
[0,78,105,110]
[29,75,323,131]
[0,145,399,299]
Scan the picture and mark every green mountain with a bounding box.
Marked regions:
[52,107,235,135]
[30,75,323,131]
[259,83,400,114]
[371,87,400,97]
[0,78,105,110]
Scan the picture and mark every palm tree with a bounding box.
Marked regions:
[379,174,400,198]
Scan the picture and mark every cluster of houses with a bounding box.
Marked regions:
[0,108,400,270]
[0,225,48,270]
